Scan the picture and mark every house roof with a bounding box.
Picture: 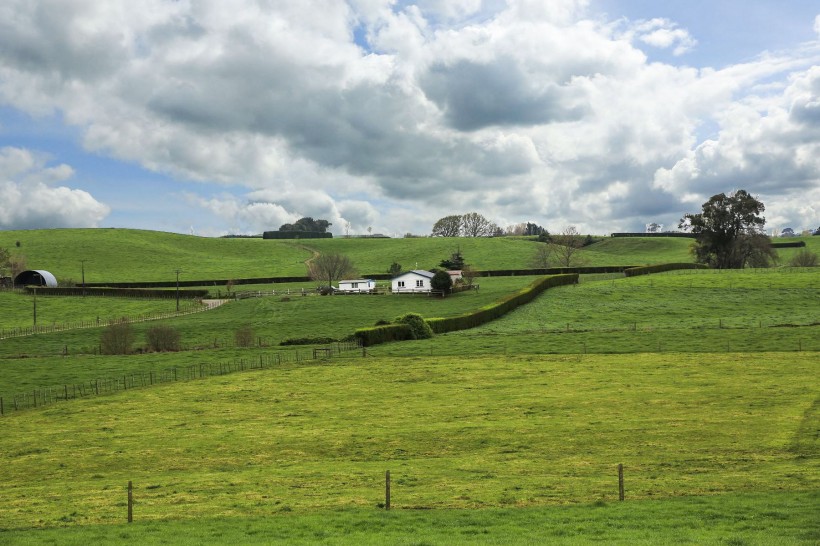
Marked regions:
[392,270,435,281]
[339,279,375,283]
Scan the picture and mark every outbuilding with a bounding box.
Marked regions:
[337,279,377,293]
[391,270,434,293]
[14,270,58,287]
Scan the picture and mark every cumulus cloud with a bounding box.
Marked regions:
[632,18,697,56]
[0,147,110,229]
[654,66,820,228]
[0,0,818,235]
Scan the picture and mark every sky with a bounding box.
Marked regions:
[0,0,819,237]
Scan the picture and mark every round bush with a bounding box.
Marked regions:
[394,312,434,340]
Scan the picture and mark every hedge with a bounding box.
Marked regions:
[353,323,414,347]
[610,232,696,238]
[770,241,806,248]
[24,287,209,299]
[426,274,578,335]
[623,263,708,277]
[262,231,333,239]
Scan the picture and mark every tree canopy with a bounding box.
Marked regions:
[280,217,331,233]
[431,212,498,237]
[308,253,356,288]
[680,190,774,269]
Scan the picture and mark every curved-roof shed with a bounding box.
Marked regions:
[14,270,58,287]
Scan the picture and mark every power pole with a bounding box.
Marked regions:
[80,259,87,297]
[174,269,182,312]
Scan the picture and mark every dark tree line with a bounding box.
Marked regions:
[279,217,331,233]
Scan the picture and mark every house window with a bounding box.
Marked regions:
[398,281,405,288]
[351,282,358,289]
[416,279,424,288]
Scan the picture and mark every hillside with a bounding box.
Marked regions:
[1,228,702,283]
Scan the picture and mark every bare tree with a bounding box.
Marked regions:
[529,244,554,270]
[308,253,356,288]
[431,215,462,237]
[461,212,495,237]
[550,226,586,267]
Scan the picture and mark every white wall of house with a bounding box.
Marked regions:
[337,279,376,293]
[391,270,434,293]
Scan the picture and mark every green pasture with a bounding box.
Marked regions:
[0,353,816,532]
[0,277,536,361]
[0,228,311,282]
[1,228,705,285]
[3,491,817,544]
[0,291,204,331]
[377,268,819,357]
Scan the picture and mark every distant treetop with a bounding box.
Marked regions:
[279,217,332,233]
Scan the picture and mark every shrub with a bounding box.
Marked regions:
[354,324,414,346]
[100,319,134,355]
[430,270,453,293]
[789,249,818,267]
[394,312,434,340]
[235,324,255,347]
[146,325,181,352]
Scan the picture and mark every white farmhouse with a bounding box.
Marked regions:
[391,270,434,293]
[337,279,377,293]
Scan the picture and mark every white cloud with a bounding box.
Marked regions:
[0,147,110,229]
[0,0,817,235]
[630,18,697,56]
[815,14,820,36]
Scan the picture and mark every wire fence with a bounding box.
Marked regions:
[0,339,362,416]
[0,300,220,341]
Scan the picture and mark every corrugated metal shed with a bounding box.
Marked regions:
[14,270,58,287]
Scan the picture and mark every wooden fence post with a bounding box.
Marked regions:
[385,470,391,510]
[127,481,133,522]
[618,464,624,501]
[1,397,3,416]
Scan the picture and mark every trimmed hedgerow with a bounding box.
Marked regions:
[623,263,708,277]
[426,274,578,335]
[353,324,414,347]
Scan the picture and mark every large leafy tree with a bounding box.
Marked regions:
[680,190,774,269]
[431,215,462,237]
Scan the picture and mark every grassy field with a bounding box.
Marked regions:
[0,291,204,331]
[0,229,312,282]
[0,353,816,533]
[0,228,703,284]
[0,231,817,543]
[0,277,535,361]
[2,491,816,544]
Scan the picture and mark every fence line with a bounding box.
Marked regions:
[0,339,361,416]
[0,300,225,341]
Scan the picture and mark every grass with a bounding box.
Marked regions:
[372,268,820,357]
[0,291,204,331]
[0,352,816,532]
[0,228,703,284]
[0,231,816,542]
[2,491,817,544]
[0,228,311,282]
[0,277,536,360]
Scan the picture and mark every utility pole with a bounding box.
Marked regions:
[80,259,87,297]
[174,269,182,312]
